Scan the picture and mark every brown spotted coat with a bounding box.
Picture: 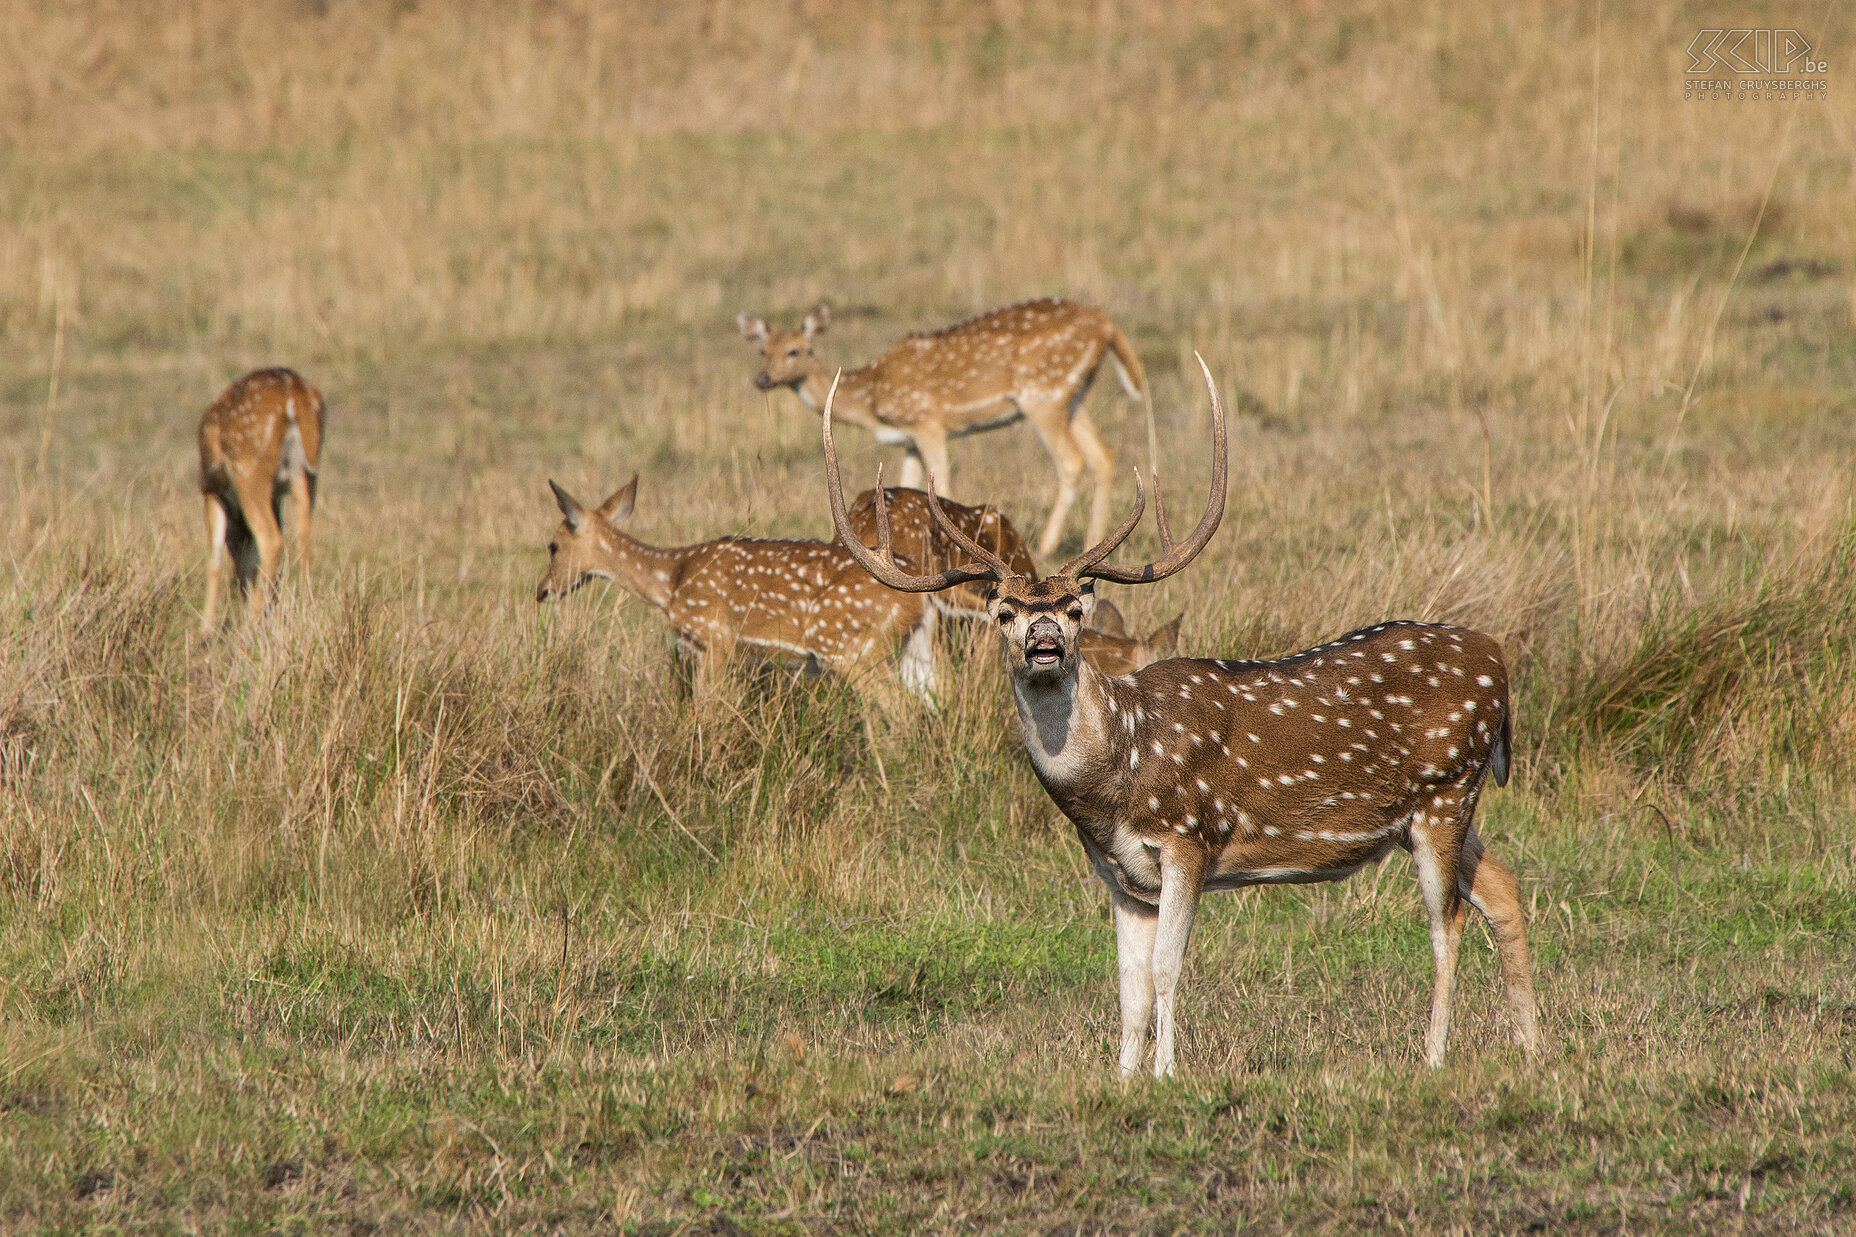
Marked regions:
[536,478,936,694]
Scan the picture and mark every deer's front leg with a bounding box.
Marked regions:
[1110,889,1159,1077]
[1150,846,1207,1077]
[1410,818,1466,1069]
[895,446,926,490]
[896,604,937,701]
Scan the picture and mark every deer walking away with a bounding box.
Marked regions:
[823,359,1541,1077]
[197,367,325,632]
[741,298,1147,557]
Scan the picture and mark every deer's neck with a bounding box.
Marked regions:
[1010,661,1123,813]
[591,530,691,610]
[797,362,879,426]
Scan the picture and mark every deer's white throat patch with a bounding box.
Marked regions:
[1013,671,1102,786]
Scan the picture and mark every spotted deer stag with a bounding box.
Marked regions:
[536,477,936,697]
[822,362,1540,1077]
[741,298,1147,556]
[844,487,1180,674]
[197,367,325,631]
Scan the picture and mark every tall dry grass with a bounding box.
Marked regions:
[2,0,1855,1229]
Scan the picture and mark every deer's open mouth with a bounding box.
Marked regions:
[1026,629,1064,667]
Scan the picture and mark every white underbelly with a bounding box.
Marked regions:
[1203,864,1372,891]
[948,407,1024,438]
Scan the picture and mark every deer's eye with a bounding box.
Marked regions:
[997,611,1015,626]
[548,543,558,555]
[1068,607,1084,622]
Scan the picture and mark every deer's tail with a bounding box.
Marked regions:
[1105,323,1147,401]
[1104,320,1160,473]
[1490,710,1513,788]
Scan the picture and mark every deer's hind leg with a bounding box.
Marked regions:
[1068,407,1116,550]
[1023,396,1088,558]
[202,495,231,633]
[1458,827,1542,1060]
[232,470,285,618]
[1149,844,1208,1078]
[291,473,316,586]
[282,434,316,588]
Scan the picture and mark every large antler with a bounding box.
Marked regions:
[1059,353,1228,585]
[821,373,1006,593]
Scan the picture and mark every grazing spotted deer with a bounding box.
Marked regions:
[844,486,1179,674]
[197,367,325,631]
[536,477,936,696]
[740,298,1147,556]
[822,362,1540,1077]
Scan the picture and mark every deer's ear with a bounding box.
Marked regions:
[1150,614,1183,658]
[1078,582,1099,624]
[738,314,769,346]
[549,479,588,533]
[597,475,637,521]
[803,301,830,340]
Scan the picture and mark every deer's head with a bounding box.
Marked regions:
[990,576,1101,684]
[739,301,829,392]
[536,477,637,601]
[821,357,1227,688]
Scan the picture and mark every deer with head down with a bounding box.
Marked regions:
[821,362,1541,1077]
[842,486,1180,675]
[741,298,1146,557]
[536,477,936,697]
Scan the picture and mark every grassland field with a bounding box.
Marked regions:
[2,1,1856,1232]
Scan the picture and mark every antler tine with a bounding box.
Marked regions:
[924,473,1016,578]
[870,462,895,562]
[822,372,1004,594]
[1150,465,1174,549]
[1078,352,1228,586]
